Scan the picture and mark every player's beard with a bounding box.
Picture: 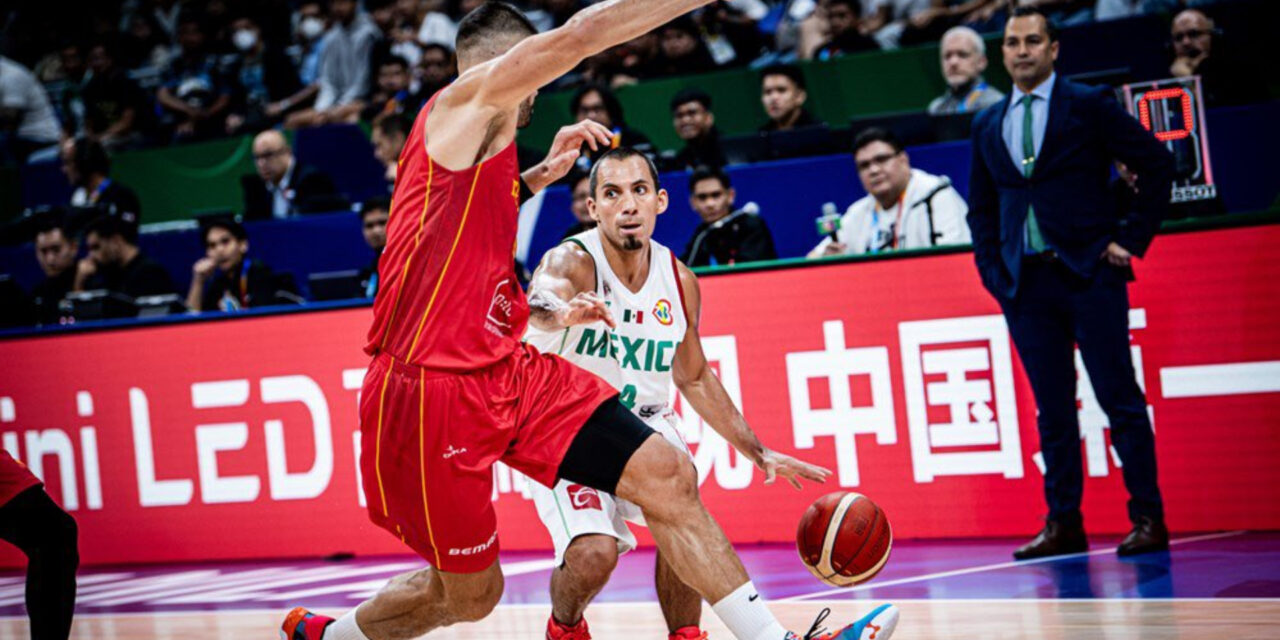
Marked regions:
[517,96,535,128]
[621,236,644,251]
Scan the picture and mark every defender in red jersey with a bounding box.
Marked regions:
[283,3,890,640]
[0,450,79,640]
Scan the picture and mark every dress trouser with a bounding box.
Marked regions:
[1000,257,1164,527]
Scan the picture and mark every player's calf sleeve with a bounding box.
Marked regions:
[710,581,789,640]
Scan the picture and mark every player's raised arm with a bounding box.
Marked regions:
[670,261,831,489]
[476,0,715,111]
[527,241,616,331]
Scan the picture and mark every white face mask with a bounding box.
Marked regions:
[232,29,258,52]
[299,17,325,40]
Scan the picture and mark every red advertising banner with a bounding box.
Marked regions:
[1,223,1278,567]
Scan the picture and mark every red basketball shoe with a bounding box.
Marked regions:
[669,625,709,639]
[280,606,335,640]
[547,616,592,640]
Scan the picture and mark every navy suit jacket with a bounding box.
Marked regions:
[966,78,1175,300]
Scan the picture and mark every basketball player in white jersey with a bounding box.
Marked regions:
[525,147,900,640]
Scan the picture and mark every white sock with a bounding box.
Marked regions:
[710,581,790,640]
[322,609,371,640]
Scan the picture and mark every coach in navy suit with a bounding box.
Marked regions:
[967,8,1175,560]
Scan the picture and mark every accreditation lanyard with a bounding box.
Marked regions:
[868,187,908,253]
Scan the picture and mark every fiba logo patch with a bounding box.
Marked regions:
[652,299,674,326]
[567,484,603,511]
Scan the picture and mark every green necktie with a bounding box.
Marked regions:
[1021,94,1047,253]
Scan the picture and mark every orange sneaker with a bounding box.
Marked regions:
[280,606,335,640]
[547,616,592,640]
[669,626,708,639]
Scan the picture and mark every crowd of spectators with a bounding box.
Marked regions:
[0,0,1270,328]
[3,0,1250,165]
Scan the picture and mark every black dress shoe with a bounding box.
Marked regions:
[1013,521,1088,560]
[1116,516,1169,556]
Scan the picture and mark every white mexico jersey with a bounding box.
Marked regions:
[525,229,688,418]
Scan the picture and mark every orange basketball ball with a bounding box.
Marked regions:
[796,492,893,587]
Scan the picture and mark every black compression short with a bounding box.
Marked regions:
[557,397,657,494]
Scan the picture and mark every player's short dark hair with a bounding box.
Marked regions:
[373,111,413,139]
[852,127,904,155]
[670,88,712,114]
[201,217,248,244]
[83,215,136,245]
[360,196,391,219]
[760,63,806,91]
[571,83,626,127]
[1009,6,1058,42]
[456,2,537,54]
[588,148,661,198]
[688,165,731,191]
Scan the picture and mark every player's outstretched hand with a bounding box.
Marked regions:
[543,120,615,177]
[759,449,832,490]
[558,291,616,329]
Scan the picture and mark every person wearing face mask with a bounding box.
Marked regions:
[225,14,317,134]
[293,1,331,87]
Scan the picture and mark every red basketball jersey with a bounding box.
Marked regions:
[365,93,529,370]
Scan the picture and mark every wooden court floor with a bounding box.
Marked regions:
[3,599,1277,640]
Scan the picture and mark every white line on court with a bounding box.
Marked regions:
[1160,361,1280,397]
[782,530,1248,602]
[5,596,1278,621]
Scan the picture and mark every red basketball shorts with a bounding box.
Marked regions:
[358,342,617,573]
[0,449,41,507]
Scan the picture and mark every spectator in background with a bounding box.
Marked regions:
[187,217,297,311]
[292,0,331,87]
[49,43,89,138]
[74,215,176,298]
[61,137,143,234]
[224,13,316,135]
[694,0,769,68]
[360,55,420,122]
[286,0,380,128]
[758,64,820,132]
[372,111,412,184]
[417,0,460,49]
[156,11,235,141]
[241,129,340,219]
[0,56,63,163]
[1168,8,1262,107]
[527,0,582,32]
[416,43,456,100]
[927,26,1004,115]
[652,17,718,77]
[82,40,152,149]
[121,10,174,70]
[682,166,777,267]
[30,215,79,325]
[569,84,654,166]
[666,88,726,171]
[808,127,969,258]
[358,197,390,297]
[612,32,661,85]
[813,0,880,60]
[560,171,596,239]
